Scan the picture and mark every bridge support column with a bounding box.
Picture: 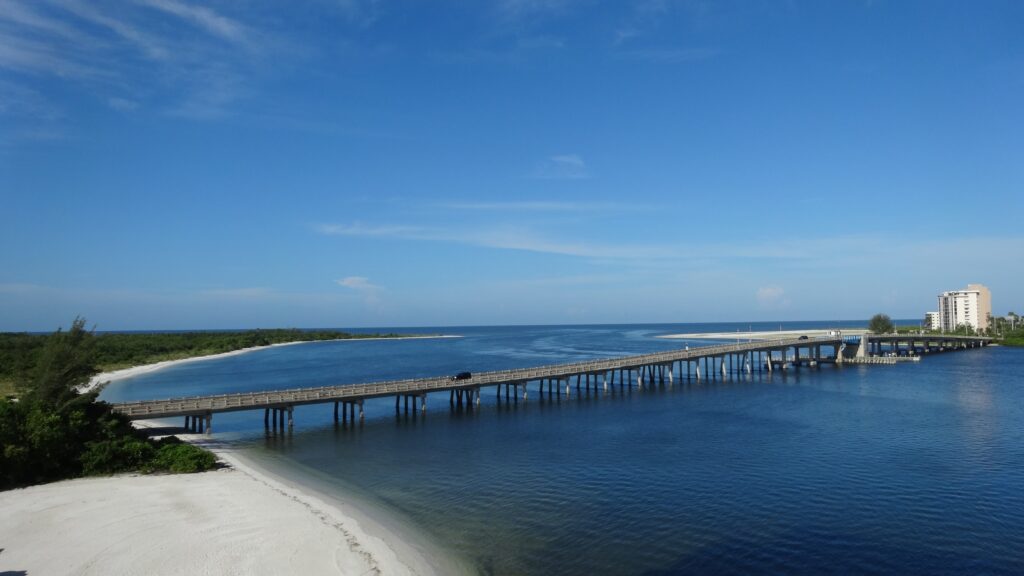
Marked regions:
[205,413,212,435]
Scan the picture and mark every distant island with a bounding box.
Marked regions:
[0,327,422,398]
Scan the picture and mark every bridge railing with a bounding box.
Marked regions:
[114,336,848,414]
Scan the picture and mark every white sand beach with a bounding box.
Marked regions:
[659,328,868,340]
[0,447,448,576]
[82,334,461,394]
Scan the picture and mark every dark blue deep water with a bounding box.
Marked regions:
[102,323,1024,575]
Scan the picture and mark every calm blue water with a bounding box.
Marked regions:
[101,322,1024,575]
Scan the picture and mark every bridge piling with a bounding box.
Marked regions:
[113,334,991,434]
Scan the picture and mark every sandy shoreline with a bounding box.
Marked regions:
[659,328,868,340]
[0,437,453,576]
[82,334,461,394]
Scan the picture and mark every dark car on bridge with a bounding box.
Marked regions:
[451,371,472,381]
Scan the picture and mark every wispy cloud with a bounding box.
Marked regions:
[317,221,678,259]
[139,0,250,46]
[613,0,669,46]
[57,0,171,61]
[333,0,384,27]
[197,287,275,299]
[499,0,575,20]
[316,223,426,237]
[441,201,648,212]
[756,285,791,309]
[337,276,383,306]
[0,78,65,145]
[0,0,276,127]
[316,222,1024,279]
[107,96,139,111]
[531,154,590,180]
[0,0,92,43]
[618,47,720,63]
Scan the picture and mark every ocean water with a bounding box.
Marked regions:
[101,323,1024,575]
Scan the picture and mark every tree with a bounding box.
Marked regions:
[18,316,98,409]
[868,313,894,334]
[1,317,216,489]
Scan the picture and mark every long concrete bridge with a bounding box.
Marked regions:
[111,333,992,434]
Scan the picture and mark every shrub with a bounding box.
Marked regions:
[81,436,156,475]
[146,440,218,473]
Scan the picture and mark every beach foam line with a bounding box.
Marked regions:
[82,334,462,394]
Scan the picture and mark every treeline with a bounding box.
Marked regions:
[1,318,216,489]
[1000,327,1024,347]
[897,313,1024,347]
[1,327,403,387]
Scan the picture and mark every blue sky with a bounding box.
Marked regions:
[2,0,1022,330]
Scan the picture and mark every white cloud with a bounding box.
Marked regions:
[337,276,382,306]
[337,276,378,290]
[756,286,791,309]
[531,154,590,180]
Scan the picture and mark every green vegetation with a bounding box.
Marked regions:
[868,313,895,334]
[894,312,1024,346]
[1,327,404,397]
[988,312,1024,346]
[0,318,218,490]
[1001,332,1024,346]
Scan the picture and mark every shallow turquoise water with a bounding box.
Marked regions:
[102,323,1024,575]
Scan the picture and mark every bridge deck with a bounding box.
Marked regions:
[111,334,991,420]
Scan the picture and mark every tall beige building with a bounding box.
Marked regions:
[937,284,992,332]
